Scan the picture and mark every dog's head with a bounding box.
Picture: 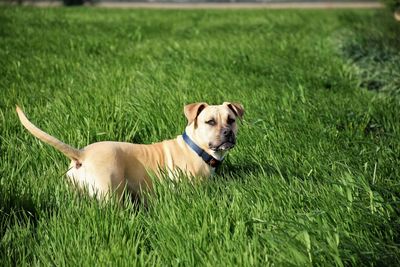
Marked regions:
[184,102,244,155]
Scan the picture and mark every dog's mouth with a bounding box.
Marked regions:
[210,141,235,151]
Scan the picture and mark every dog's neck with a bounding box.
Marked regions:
[183,126,227,162]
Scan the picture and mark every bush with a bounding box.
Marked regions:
[381,0,400,12]
[63,0,84,6]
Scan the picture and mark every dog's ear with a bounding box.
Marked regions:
[224,102,244,119]
[184,102,208,125]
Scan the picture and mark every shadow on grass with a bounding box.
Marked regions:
[339,11,400,94]
[0,194,58,264]
[219,160,285,181]
[0,196,39,236]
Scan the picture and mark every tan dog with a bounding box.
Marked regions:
[16,102,244,200]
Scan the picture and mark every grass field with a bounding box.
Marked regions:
[1,6,400,266]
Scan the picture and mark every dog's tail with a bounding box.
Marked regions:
[16,105,81,161]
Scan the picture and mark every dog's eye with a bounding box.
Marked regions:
[206,119,216,126]
[227,117,236,124]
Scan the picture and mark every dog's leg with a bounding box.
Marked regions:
[66,161,121,200]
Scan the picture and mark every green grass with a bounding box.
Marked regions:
[1,6,400,266]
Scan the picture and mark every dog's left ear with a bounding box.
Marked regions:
[224,102,245,119]
[184,102,209,125]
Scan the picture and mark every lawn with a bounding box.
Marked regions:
[0,6,399,266]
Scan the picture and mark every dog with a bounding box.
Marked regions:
[16,102,244,200]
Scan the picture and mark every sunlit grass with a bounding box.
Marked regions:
[0,7,399,265]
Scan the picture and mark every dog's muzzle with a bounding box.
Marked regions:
[214,141,235,151]
[210,129,236,151]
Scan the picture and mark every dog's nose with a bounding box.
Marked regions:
[222,128,232,137]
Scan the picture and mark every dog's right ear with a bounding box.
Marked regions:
[184,102,208,125]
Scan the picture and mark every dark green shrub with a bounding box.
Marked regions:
[381,0,400,12]
[63,0,84,6]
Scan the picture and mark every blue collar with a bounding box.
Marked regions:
[182,131,223,169]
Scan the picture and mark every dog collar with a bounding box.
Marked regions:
[182,131,223,169]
